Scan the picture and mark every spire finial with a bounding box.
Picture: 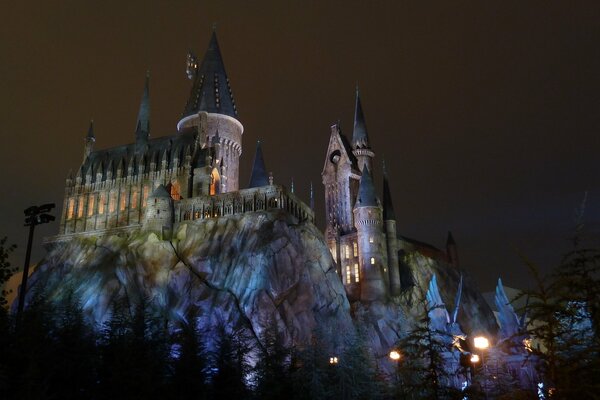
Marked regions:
[352,87,370,149]
[291,177,295,193]
[248,140,269,188]
[136,72,150,137]
[310,181,314,210]
[87,119,95,141]
[212,22,218,32]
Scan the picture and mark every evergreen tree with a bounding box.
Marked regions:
[254,319,294,400]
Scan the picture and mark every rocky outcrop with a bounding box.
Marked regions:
[25,210,496,360]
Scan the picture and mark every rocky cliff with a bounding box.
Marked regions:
[25,210,496,362]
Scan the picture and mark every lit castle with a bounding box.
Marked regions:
[53,31,459,304]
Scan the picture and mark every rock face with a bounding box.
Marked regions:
[26,210,496,361]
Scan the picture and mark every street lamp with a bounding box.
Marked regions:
[473,336,490,398]
[16,203,55,320]
[470,354,480,363]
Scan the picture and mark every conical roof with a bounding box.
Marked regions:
[136,72,150,134]
[150,184,171,199]
[352,88,370,149]
[87,120,95,141]
[183,31,237,118]
[355,165,377,207]
[248,141,268,188]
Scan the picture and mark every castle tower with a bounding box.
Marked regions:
[177,30,243,193]
[83,120,95,161]
[135,71,150,151]
[353,166,388,302]
[248,141,269,187]
[383,162,401,296]
[143,184,174,238]
[352,88,375,173]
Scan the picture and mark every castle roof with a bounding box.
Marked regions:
[150,184,171,199]
[87,120,95,141]
[248,141,269,188]
[355,165,378,207]
[352,88,370,149]
[182,31,237,119]
[79,130,201,184]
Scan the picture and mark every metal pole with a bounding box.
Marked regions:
[17,221,36,320]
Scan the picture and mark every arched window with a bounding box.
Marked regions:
[120,189,127,211]
[131,189,138,209]
[67,198,75,219]
[354,263,360,282]
[370,257,375,265]
[345,265,351,284]
[210,168,220,196]
[109,191,117,213]
[142,185,149,207]
[77,197,84,218]
[99,193,106,214]
[353,242,358,257]
[87,195,95,216]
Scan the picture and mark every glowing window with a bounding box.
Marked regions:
[194,211,200,219]
[67,198,75,219]
[345,245,350,259]
[77,197,84,218]
[99,193,106,214]
[170,181,181,200]
[142,185,149,207]
[354,263,359,282]
[120,190,127,211]
[87,195,95,216]
[210,168,220,196]
[345,265,351,284]
[369,237,374,244]
[131,190,138,209]
[370,257,375,265]
[109,191,116,213]
[353,242,358,257]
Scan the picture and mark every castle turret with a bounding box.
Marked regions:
[352,88,375,173]
[248,141,269,188]
[83,120,95,161]
[135,72,150,151]
[446,231,459,268]
[353,166,388,302]
[143,184,174,239]
[383,162,401,296]
[178,30,243,193]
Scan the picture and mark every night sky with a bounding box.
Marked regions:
[1,1,599,292]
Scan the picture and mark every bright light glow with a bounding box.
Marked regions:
[473,336,489,349]
[389,350,401,361]
[523,338,533,352]
[329,356,338,365]
[470,354,480,363]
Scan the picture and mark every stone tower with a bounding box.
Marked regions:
[383,163,401,296]
[353,166,388,302]
[143,184,174,237]
[177,30,243,194]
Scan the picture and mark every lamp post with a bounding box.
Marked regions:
[16,203,55,321]
[473,336,490,398]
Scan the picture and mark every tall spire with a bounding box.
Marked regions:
[352,86,370,149]
[248,141,268,188]
[136,71,150,140]
[382,160,395,221]
[86,119,95,141]
[355,165,377,207]
[183,30,237,118]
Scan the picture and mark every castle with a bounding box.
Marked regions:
[51,31,458,304]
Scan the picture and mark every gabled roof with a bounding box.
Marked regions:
[150,184,171,199]
[182,31,237,119]
[248,141,269,188]
[321,124,359,177]
[355,165,377,207]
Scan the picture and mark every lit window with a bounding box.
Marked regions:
[170,181,181,200]
[99,193,106,214]
[142,185,149,207]
[67,198,75,219]
[369,237,374,244]
[353,242,358,257]
[370,257,375,265]
[345,245,350,259]
[87,195,95,216]
[120,190,127,211]
[77,197,84,218]
[354,263,359,282]
[345,265,351,284]
[109,191,116,213]
[131,190,138,209]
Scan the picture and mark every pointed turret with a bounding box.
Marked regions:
[382,161,395,221]
[83,120,95,160]
[382,160,400,295]
[182,30,237,119]
[355,166,377,208]
[352,87,370,149]
[351,88,375,172]
[446,231,459,268]
[135,71,150,145]
[248,141,268,188]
